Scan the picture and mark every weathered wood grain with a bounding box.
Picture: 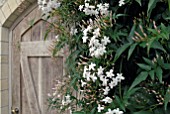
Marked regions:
[12,6,67,114]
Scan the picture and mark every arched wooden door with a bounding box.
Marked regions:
[11,6,64,114]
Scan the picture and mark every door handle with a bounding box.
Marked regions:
[11,108,19,114]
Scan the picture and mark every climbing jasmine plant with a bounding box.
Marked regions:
[38,0,170,114]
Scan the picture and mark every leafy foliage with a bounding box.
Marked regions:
[38,0,170,113]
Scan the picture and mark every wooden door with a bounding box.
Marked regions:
[11,6,65,114]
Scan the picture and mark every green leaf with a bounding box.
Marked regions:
[149,70,155,80]
[71,76,78,91]
[114,43,131,62]
[113,13,128,20]
[128,43,137,60]
[150,41,166,53]
[135,0,142,6]
[162,63,170,69]
[72,111,85,114]
[155,66,163,83]
[128,24,136,43]
[164,88,170,110]
[133,111,153,114]
[147,0,159,18]
[165,17,170,20]
[168,0,170,11]
[137,63,151,71]
[44,29,51,40]
[130,71,148,89]
[90,107,96,114]
[115,96,126,111]
[124,87,141,99]
[143,57,154,67]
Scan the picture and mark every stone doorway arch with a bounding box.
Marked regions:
[0,0,38,114]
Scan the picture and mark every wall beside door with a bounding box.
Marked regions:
[0,0,36,114]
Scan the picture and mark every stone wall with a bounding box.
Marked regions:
[0,0,7,8]
[0,0,36,114]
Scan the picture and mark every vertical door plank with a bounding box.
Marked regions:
[20,56,41,114]
[12,28,21,111]
[38,58,43,114]
[41,57,64,114]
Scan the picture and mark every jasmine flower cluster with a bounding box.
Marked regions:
[81,62,124,112]
[105,108,124,114]
[37,0,61,16]
[79,0,109,16]
[81,20,111,58]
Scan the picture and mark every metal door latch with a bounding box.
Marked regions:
[11,108,19,114]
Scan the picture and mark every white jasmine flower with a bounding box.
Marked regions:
[62,94,71,105]
[70,27,78,35]
[102,36,111,45]
[65,94,70,100]
[97,66,104,75]
[81,80,87,87]
[103,86,110,95]
[83,28,88,36]
[83,66,88,78]
[99,74,105,81]
[106,69,115,78]
[97,104,104,112]
[113,108,124,114]
[93,39,100,46]
[90,73,97,82]
[109,78,118,88]
[62,99,66,105]
[102,97,112,104]
[38,0,61,15]
[97,3,109,15]
[87,25,93,32]
[89,5,95,9]
[85,0,90,2]
[88,62,96,71]
[97,3,102,8]
[79,5,84,11]
[85,3,90,8]
[89,46,96,54]
[70,109,72,114]
[94,48,105,58]
[116,73,125,82]
[119,0,125,6]
[53,92,57,96]
[55,35,59,39]
[102,77,108,86]
[74,29,78,34]
[85,71,91,81]
[89,36,97,47]
[83,8,92,15]
[105,109,114,114]
[104,3,109,8]
[93,28,100,37]
[89,18,93,24]
[82,36,88,43]
[93,50,100,58]
[94,9,99,15]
